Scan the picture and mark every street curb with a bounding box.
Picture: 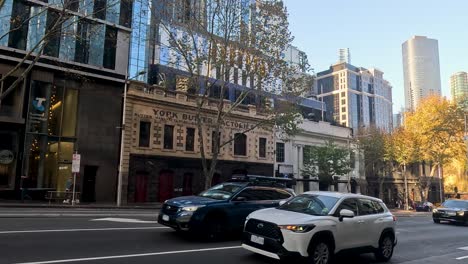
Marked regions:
[393,213,431,217]
[0,204,162,210]
[0,213,159,218]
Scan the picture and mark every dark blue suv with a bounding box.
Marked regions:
[158,175,295,239]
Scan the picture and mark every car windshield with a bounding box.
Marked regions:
[278,194,339,216]
[442,200,468,209]
[198,183,246,200]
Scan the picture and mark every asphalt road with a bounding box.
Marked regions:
[0,213,467,264]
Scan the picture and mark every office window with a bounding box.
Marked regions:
[59,16,78,61]
[186,127,195,151]
[106,0,120,24]
[8,0,31,50]
[74,21,90,64]
[164,125,174,149]
[103,26,117,69]
[234,133,247,156]
[212,131,221,153]
[139,121,151,147]
[64,0,79,11]
[43,11,61,57]
[259,137,266,158]
[93,0,107,20]
[119,0,133,27]
[276,142,285,162]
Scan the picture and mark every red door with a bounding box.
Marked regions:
[135,173,148,203]
[159,170,174,202]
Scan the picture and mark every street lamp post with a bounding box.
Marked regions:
[116,71,145,207]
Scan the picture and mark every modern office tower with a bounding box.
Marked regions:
[339,48,351,64]
[402,36,442,111]
[450,72,468,105]
[316,62,393,132]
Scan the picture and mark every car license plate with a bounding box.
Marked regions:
[162,214,170,221]
[446,212,456,216]
[251,235,264,245]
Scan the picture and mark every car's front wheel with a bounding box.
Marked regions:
[374,233,394,262]
[203,214,226,241]
[309,240,331,264]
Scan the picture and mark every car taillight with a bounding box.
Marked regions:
[392,215,397,222]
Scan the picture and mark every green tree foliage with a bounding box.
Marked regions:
[302,141,352,186]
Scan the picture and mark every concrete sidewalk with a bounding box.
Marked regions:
[0,200,162,210]
[390,209,432,217]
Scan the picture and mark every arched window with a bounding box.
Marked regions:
[234,133,247,156]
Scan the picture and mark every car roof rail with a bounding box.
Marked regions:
[228,174,296,188]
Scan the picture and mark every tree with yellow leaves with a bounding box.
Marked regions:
[404,96,466,202]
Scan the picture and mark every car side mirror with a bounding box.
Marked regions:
[339,209,355,222]
[234,196,247,202]
[278,200,287,206]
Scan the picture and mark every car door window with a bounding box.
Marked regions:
[235,189,268,201]
[371,200,385,214]
[336,198,359,216]
[270,189,293,200]
[358,199,377,215]
[235,188,292,201]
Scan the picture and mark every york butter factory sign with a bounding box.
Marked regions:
[135,108,257,130]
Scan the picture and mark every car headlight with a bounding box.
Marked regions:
[278,224,315,233]
[181,205,205,212]
[432,209,438,213]
[457,211,465,216]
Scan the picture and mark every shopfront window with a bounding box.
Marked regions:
[0,132,18,189]
[23,80,78,190]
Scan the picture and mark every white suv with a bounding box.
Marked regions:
[242,191,397,264]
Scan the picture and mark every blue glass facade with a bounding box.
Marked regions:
[129,0,151,81]
[0,0,13,46]
[0,0,130,71]
[27,6,47,52]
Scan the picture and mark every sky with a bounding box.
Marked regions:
[284,0,468,113]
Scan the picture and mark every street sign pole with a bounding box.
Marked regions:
[72,152,81,206]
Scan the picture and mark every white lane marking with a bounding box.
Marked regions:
[456,255,468,260]
[91,217,158,223]
[14,246,243,264]
[0,227,168,234]
[459,246,468,251]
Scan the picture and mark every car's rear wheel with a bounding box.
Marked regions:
[433,218,440,224]
[309,240,331,264]
[374,233,394,262]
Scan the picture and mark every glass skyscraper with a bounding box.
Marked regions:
[402,36,442,111]
[450,72,468,105]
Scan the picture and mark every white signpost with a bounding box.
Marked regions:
[72,153,80,206]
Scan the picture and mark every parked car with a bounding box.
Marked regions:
[432,199,468,225]
[242,191,397,264]
[415,201,434,212]
[157,175,295,239]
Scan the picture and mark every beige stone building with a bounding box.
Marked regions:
[120,82,276,203]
